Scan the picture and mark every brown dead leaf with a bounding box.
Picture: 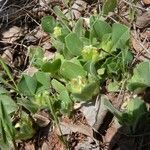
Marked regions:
[41,132,65,150]
[142,0,150,6]
[136,11,150,28]
[132,36,143,52]
[140,29,150,40]
[2,26,23,43]
[23,143,35,150]
[39,0,51,7]
[104,125,118,143]
[44,50,54,60]
[42,42,52,51]
[57,122,94,139]
[63,0,87,19]
[33,114,51,127]
[23,66,38,76]
[1,48,13,65]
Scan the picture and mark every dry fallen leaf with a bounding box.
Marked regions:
[63,0,87,19]
[136,11,150,28]
[33,113,51,127]
[80,101,98,126]
[142,0,150,6]
[39,0,51,7]
[131,36,143,52]
[23,66,38,76]
[1,48,13,65]
[57,122,94,139]
[2,26,23,43]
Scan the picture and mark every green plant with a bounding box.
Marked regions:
[102,95,148,134]
[23,14,132,116]
[128,61,150,92]
[0,5,136,148]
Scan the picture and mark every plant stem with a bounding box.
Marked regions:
[49,97,69,149]
[0,58,19,92]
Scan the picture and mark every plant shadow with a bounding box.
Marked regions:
[108,106,150,150]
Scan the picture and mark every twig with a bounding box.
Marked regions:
[0,41,28,48]
[122,0,148,11]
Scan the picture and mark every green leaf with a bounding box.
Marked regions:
[0,102,14,137]
[91,18,111,40]
[122,49,133,66]
[126,98,147,114]
[29,46,44,68]
[0,95,17,114]
[15,113,35,140]
[83,61,97,77]
[111,23,130,51]
[128,61,150,91]
[51,79,66,93]
[102,0,117,15]
[65,33,83,56]
[0,86,8,95]
[73,18,84,37]
[41,16,56,33]
[99,33,112,53]
[0,120,9,149]
[51,38,65,52]
[60,61,87,80]
[102,56,121,75]
[53,6,69,24]
[102,95,122,120]
[34,71,50,87]
[18,75,37,96]
[59,90,72,114]
[107,81,119,92]
[41,59,61,73]
[0,58,17,90]
[121,97,147,129]
[73,82,99,100]
[17,98,38,113]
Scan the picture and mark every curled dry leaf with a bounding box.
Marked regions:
[33,113,51,127]
[136,11,150,28]
[39,0,51,7]
[75,137,100,150]
[103,121,119,144]
[63,0,87,19]
[23,143,35,150]
[2,26,23,43]
[141,0,150,6]
[131,32,150,60]
[80,101,99,126]
[24,27,48,43]
[1,48,13,65]
[23,66,38,76]
[57,122,94,140]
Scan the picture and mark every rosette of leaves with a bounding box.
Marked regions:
[58,59,99,101]
[66,76,99,101]
[82,45,99,62]
[41,15,130,58]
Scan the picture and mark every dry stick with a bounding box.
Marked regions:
[0,41,28,48]
[131,32,150,55]
[131,25,150,61]
[122,0,148,11]
[0,0,9,11]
